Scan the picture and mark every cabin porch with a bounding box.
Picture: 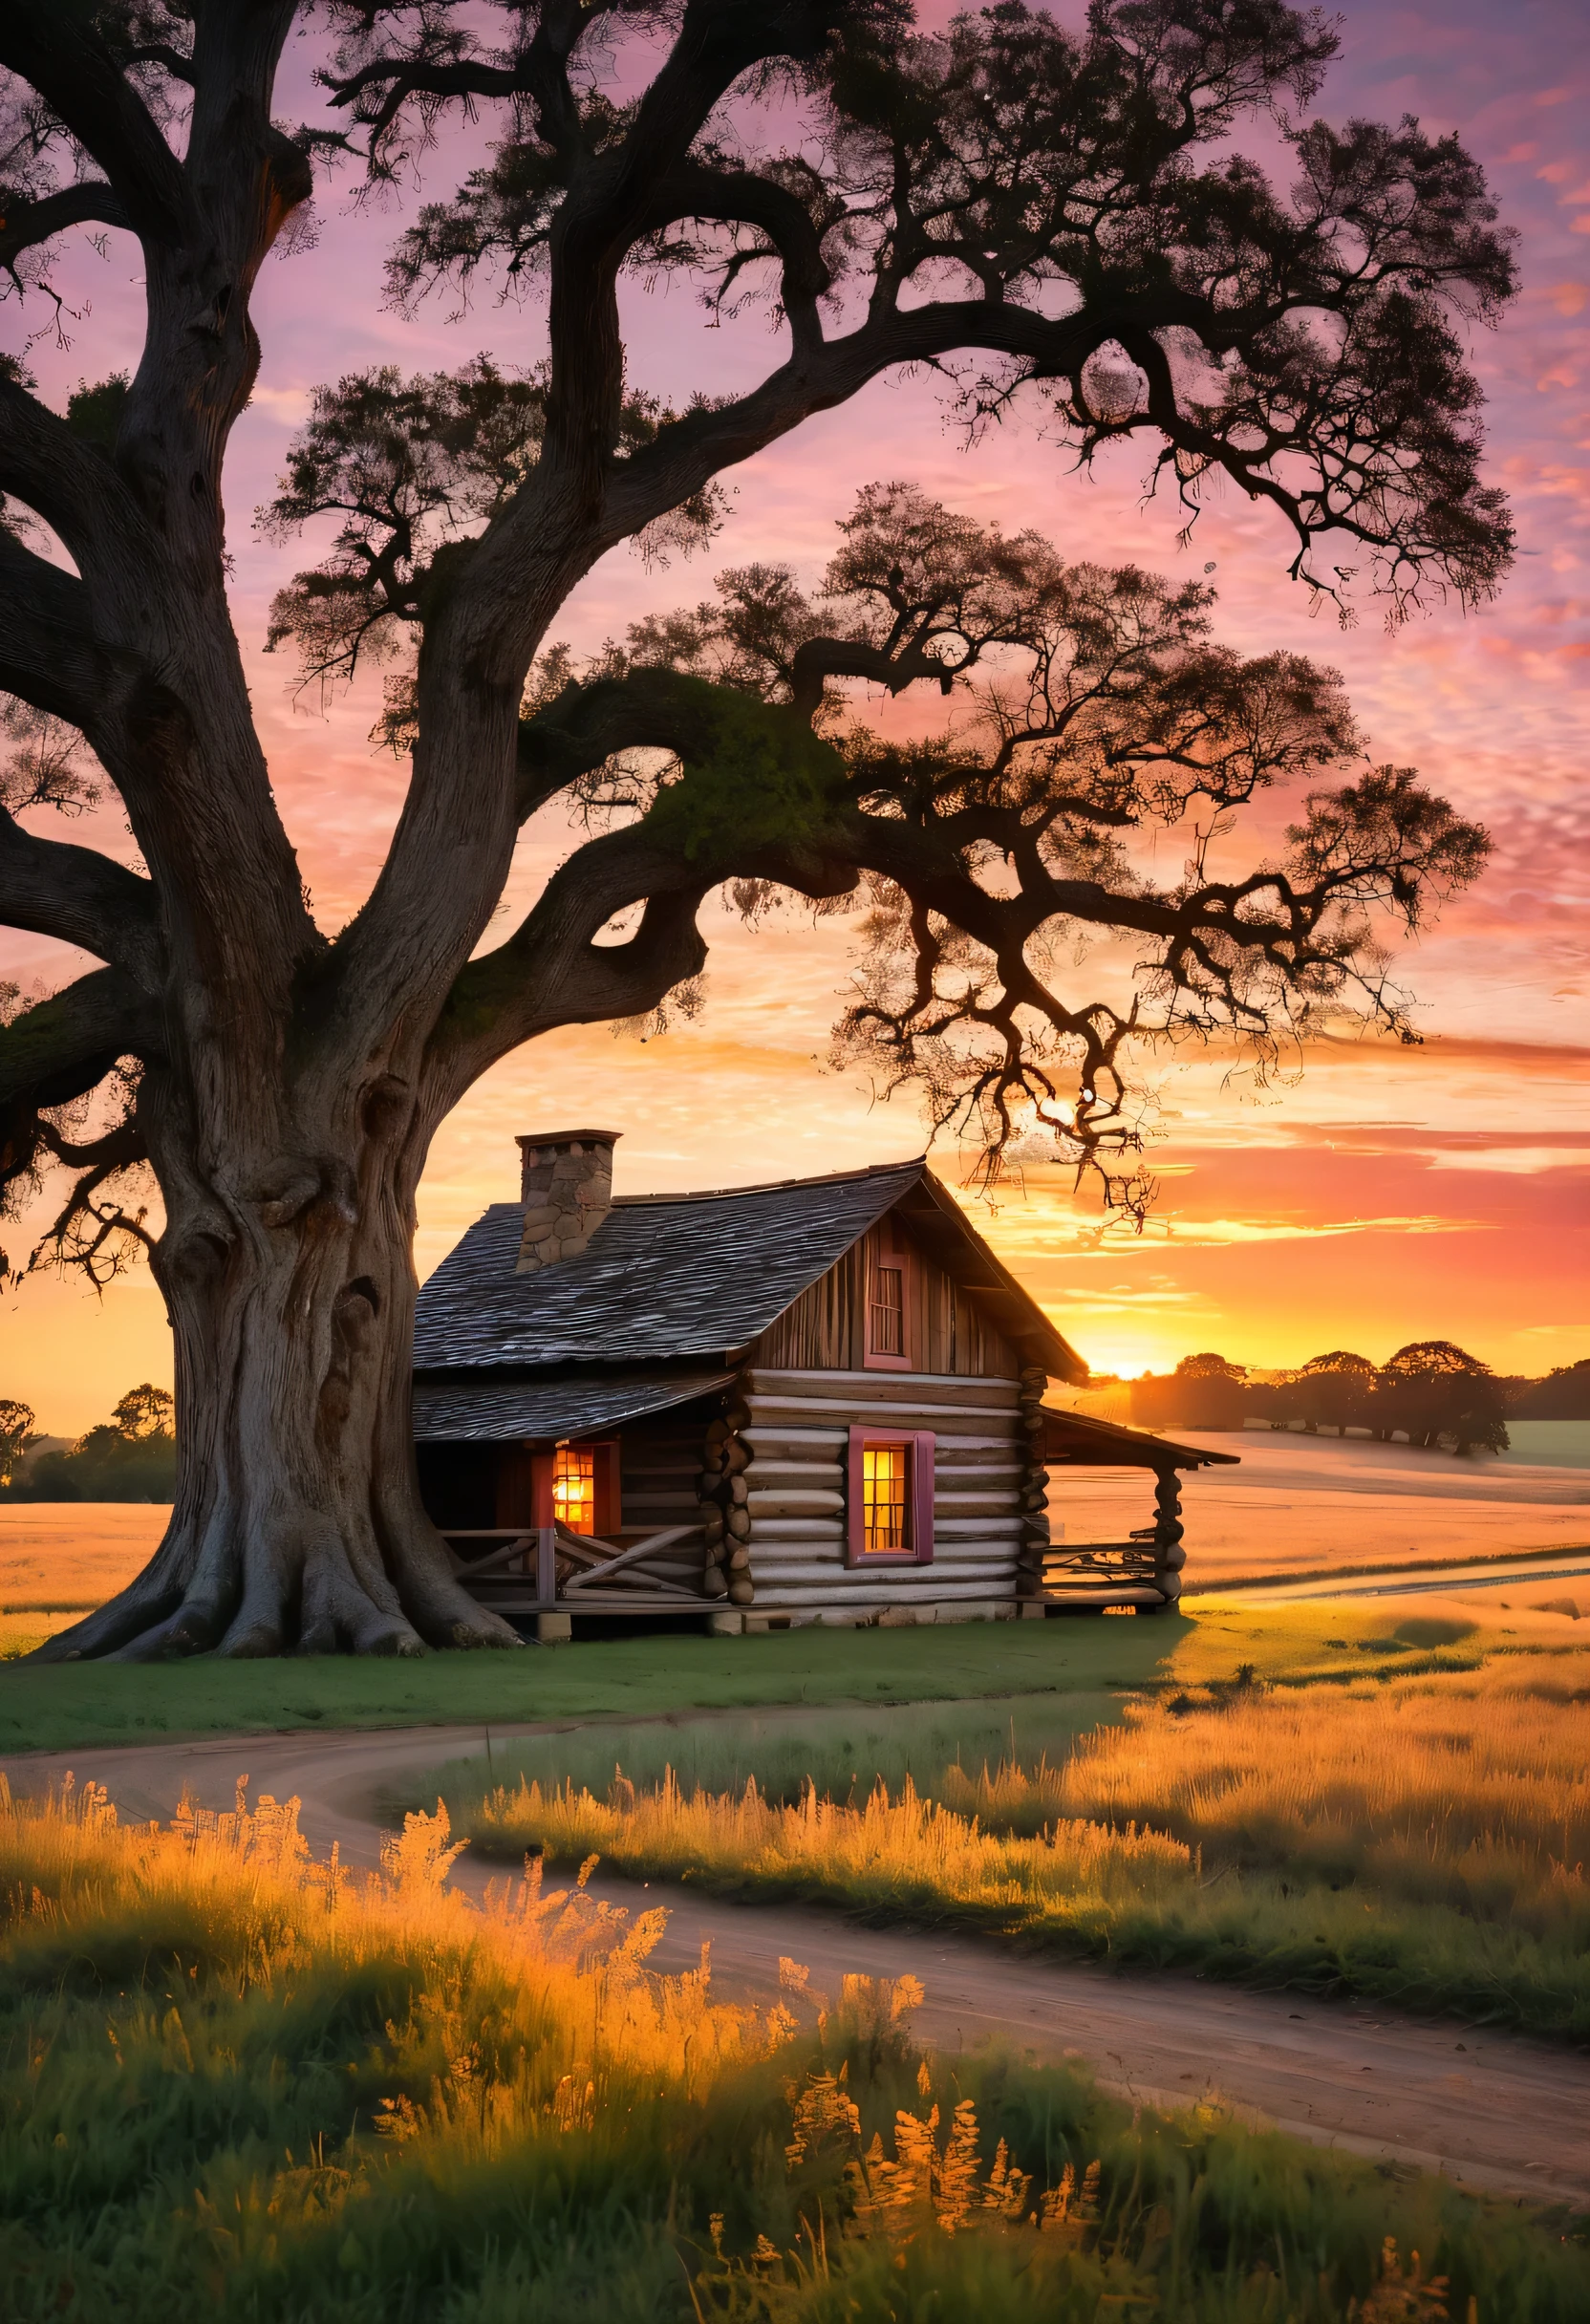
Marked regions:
[416,1392,1233,1636]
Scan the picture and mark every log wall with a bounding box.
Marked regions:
[735,1366,1026,1610]
[751,1221,1021,1377]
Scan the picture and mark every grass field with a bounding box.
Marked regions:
[0,1505,170,1660]
[7,1592,1581,1755]
[1127,1431,1590,1584]
[462,1648,1590,2040]
[2,1775,1585,2323]
[417,1688,1135,1825]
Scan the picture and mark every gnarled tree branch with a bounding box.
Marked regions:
[0,372,153,574]
[0,532,150,733]
[0,805,161,983]
[419,487,1486,1188]
[0,5,190,248]
[0,179,130,280]
[0,963,156,1115]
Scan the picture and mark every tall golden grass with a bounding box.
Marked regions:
[959,1668,1590,1931]
[0,1770,806,2317]
[7,1770,1590,2319]
[489,1764,1193,1926]
[0,1767,784,2104]
[470,1667,1590,2035]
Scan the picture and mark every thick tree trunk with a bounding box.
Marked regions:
[31,1103,521,1663]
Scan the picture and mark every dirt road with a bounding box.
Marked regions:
[6,1722,1587,2209]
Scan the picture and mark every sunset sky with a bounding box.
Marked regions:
[3,0,1587,1433]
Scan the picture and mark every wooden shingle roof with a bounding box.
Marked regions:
[1040,1405,1239,1471]
[414,1367,735,1443]
[414,1156,1085,1381]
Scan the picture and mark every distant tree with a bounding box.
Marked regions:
[12,1384,177,1503]
[110,1384,175,1442]
[0,1,1513,1657]
[1287,1350,1377,1433]
[1376,1341,1508,1455]
[0,1396,33,1487]
[1511,1360,1590,1422]
[1135,1350,1248,1430]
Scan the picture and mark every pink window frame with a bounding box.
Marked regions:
[846,1426,935,1567]
[863,1232,913,1371]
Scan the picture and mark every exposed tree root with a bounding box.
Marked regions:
[28,1517,523,1663]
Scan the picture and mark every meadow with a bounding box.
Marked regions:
[0,1505,170,1661]
[461,1651,1590,2041]
[2,1774,1586,2323]
[1,1590,1531,1755]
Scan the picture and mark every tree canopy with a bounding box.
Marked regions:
[1,1381,177,1502]
[0,0,1518,1658]
[1174,1352,1247,1381]
[0,1394,32,1487]
[1,0,1515,1261]
[1375,1340,1506,1453]
[1295,1350,1378,1379]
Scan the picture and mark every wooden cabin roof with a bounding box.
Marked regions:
[1040,1405,1240,1472]
[414,1155,1085,1383]
[414,1366,735,1444]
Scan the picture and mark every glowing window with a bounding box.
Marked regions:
[552,1443,595,1535]
[862,1441,912,1556]
[869,1263,905,1357]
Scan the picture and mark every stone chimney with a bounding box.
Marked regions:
[514,1130,622,1273]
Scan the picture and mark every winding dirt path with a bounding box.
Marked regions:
[6,1722,1587,2210]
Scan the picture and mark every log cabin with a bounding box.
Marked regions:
[413,1130,1235,1638]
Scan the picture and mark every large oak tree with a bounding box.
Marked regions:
[0,0,1513,1659]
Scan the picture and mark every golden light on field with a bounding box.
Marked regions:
[469,1635,1590,2035]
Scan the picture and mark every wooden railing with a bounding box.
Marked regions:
[442,1524,699,1607]
[442,1518,1178,1614]
[1041,1525,1169,1603]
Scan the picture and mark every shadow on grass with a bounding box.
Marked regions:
[2,1601,1562,1758]
[0,1612,1201,1755]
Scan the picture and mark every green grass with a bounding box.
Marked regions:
[401,1688,1129,1832]
[460,1656,1590,2041]
[3,1778,1585,2322]
[0,1598,1523,1755]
